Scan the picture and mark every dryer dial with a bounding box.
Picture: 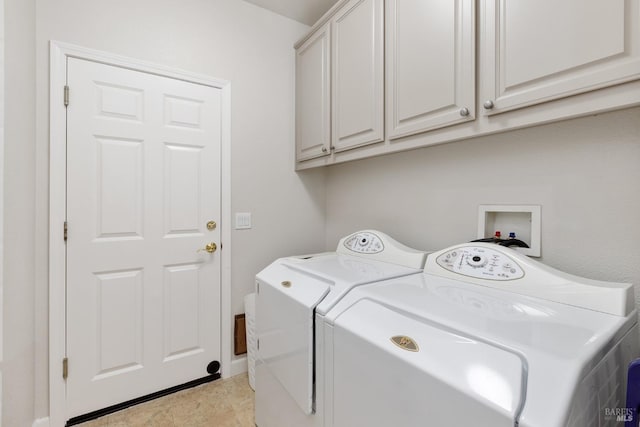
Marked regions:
[436,246,524,281]
[343,232,385,254]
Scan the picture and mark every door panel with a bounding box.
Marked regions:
[96,137,144,238]
[386,0,475,139]
[164,144,203,235]
[66,57,221,417]
[95,269,144,379]
[480,0,640,114]
[504,0,624,87]
[163,263,205,360]
[296,22,331,161]
[331,0,384,152]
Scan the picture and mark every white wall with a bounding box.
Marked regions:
[0,0,4,421]
[4,0,326,424]
[326,107,640,294]
[3,0,36,425]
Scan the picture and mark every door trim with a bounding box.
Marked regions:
[49,41,232,427]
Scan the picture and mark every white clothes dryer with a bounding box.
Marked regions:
[322,243,639,427]
[254,230,429,427]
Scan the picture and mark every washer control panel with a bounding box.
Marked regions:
[343,231,385,254]
[436,246,524,281]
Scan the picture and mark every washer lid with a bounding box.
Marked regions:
[332,299,524,426]
[281,253,421,315]
[327,273,634,427]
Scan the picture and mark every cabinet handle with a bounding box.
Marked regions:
[459,107,470,117]
[483,100,495,110]
[322,147,328,153]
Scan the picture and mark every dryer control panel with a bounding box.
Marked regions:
[336,230,428,269]
[436,245,524,281]
[342,232,384,254]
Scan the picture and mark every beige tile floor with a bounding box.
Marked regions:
[78,373,255,427]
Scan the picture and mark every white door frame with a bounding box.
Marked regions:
[49,41,232,427]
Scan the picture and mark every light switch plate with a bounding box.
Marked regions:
[235,212,252,230]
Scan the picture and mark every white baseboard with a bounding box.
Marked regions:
[33,417,50,427]
[227,356,247,378]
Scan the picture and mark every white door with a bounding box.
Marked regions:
[66,57,222,417]
[480,0,640,115]
[296,21,332,161]
[386,0,475,140]
[331,0,384,152]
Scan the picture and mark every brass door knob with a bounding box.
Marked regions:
[198,242,217,254]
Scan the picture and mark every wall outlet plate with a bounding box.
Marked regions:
[478,205,541,257]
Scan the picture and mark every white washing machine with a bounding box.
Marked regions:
[322,243,639,427]
[254,230,429,427]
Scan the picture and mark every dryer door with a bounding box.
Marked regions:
[330,299,524,427]
[256,263,330,415]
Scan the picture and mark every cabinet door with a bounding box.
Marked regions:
[331,0,384,152]
[296,22,331,161]
[480,0,640,115]
[386,0,476,140]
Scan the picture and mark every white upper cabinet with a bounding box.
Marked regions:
[295,0,640,169]
[386,0,476,140]
[480,0,640,115]
[296,22,331,161]
[332,0,384,152]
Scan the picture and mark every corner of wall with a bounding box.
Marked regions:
[3,0,37,425]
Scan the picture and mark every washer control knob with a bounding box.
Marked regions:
[467,254,488,268]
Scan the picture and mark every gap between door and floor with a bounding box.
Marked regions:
[77,373,254,427]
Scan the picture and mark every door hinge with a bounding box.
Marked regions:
[64,85,70,107]
[62,357,69,380]
[64,221,68,242]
